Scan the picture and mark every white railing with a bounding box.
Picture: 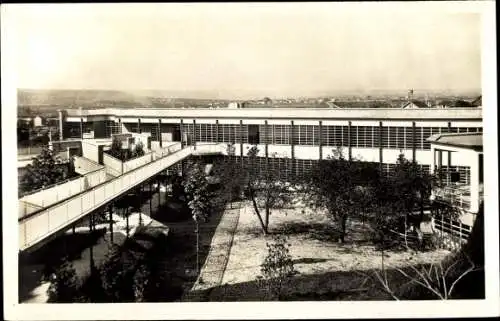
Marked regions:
[192,143,228,155]
[103,153,123,176]
[168,142,182,154]
[74,156,102,175]
[123,153,153,173]
[18,200,44,217]
[18,167,107,218]
[152,142,183,159]
[432,184,473,211]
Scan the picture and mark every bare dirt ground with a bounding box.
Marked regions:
[205,202,451,301]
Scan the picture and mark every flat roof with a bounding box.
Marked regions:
[65,107,483,121]
[427,133,483,151]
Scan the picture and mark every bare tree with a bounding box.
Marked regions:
[244,146,293,234]
[371,250,481,300]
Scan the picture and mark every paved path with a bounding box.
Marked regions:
[182,202,244,301]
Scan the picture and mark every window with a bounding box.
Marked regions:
[349,126,357,147]
[356,126,374,148]
[273,125,291,145]
[421,127,431,150]
[259,124,272,144]
[414,127,423,150]
[322,126,330,146]
[381,126,390,148]
[395,127,405,149]
[388,127,398,149]
[405,127,414,150]
[293,125,318,145]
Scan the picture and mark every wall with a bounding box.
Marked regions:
[81,141,101,163]
[50,140,82,154]
[123,153,153,172]
[74,156,103,175]
[131,133,151,149]
[103,153,123,176]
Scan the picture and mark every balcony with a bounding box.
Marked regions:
[428,133,483,214]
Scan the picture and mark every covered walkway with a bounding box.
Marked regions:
[19,143,228,252]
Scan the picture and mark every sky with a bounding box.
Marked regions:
[6,3,482,99]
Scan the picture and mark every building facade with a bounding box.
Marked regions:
[58,107,483,178]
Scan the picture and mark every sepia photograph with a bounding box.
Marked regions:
[2,1,498,320]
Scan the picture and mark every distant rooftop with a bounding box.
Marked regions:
[427,133,483,151]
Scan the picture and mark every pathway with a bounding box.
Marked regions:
[182,201,244,301]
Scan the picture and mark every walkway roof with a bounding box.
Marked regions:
[427,133,483,152]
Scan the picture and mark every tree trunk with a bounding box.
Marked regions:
[249,188,267,234]
[265,206,270,234]
[404,214,409,249]
[195,221,200,273]
[339,216,347,243]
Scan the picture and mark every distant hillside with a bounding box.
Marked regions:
[18,89,153,107]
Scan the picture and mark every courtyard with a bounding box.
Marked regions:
[184,200,451,301]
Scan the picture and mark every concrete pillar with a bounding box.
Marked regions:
[179,119,183,148]
[318,120,323,160]
[379,121,383,168]
[193,119,197,149]
[437,149,443,184]
[431,146,436,174]
[109,204,114,243]
[80,118,84,139]
[158,119,162,147]
[470,152,480,213]
[215,120,219,143]
[239,120,243,160]
[126,207,130,238]
[447,151,452,184]
[264,120,269,161]
[412,121,416,162]
[290,120,295,175]
[149,181,153,215]
[57,109,64,140]
[348,121,352,161]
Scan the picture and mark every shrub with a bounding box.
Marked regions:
[260,235,297,300]
[132,263,151,302]
[46,258,83,303]
[134,141,145,157]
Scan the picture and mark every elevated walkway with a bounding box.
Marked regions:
[18,143,228,252]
